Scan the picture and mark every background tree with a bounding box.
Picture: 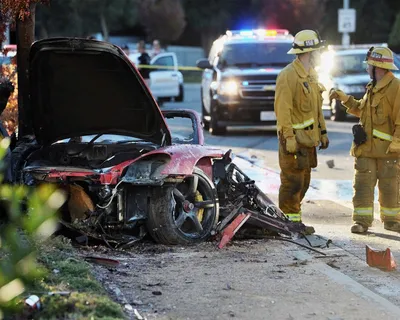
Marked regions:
[36,0,137,40]
[183,0,245,52]
[138,0,186,44]
[251,0,328,35]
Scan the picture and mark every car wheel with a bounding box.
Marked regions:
[147,167,219,245]
[210,101,226,135]
[201,90,210,130]
[330,99,347,121]
[175,84,184,102]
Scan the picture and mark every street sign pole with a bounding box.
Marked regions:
[338,0,356,47]
[342,0,350,46]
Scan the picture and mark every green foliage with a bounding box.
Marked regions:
[0,138,66,317]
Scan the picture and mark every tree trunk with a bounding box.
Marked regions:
[16,2,36,138]
[100,12,109,42]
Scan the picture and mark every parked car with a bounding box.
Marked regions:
[319,45,400,121]
[11,38,223,246]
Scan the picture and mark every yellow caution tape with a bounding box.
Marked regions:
[136,64,202,71]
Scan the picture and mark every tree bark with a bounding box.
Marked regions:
[16,2,36,138]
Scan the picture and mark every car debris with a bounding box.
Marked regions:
[25,295,41,311]
[84,256,120,267]
[213,150,307,248]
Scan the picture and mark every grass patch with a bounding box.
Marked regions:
[13,237,125,320]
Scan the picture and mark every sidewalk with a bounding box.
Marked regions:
[91,234,400,320]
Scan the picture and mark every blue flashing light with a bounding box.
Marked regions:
[242,81,249,86]
[239,30,254,36]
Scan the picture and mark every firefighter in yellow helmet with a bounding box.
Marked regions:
[274,30,329,234]
[330,47,400,233]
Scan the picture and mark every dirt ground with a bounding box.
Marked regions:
[79,199,400,320]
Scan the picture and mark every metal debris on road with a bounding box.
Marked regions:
[84,256,120,267]
[134,308,146,320]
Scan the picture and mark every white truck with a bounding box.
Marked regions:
[129,51,184,103]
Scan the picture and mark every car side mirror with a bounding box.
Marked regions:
[196,58,212,69]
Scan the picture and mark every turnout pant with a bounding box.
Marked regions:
[353,157,400,226]
[279,145,317,222]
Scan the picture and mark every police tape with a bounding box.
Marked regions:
[136,64,202,71]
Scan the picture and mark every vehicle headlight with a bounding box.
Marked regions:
[218,80,239,96]
[338,84,366,93]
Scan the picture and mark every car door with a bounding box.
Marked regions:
[150,53,180,98]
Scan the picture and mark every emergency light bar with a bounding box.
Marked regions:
[226,29,291,38]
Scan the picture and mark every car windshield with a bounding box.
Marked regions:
[54,134,144,144]
[331,53,366,76]
[330,52,400,77]
[218,42,293,68]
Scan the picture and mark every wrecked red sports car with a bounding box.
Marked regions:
[10,38,225,246]
[10,38,306,248]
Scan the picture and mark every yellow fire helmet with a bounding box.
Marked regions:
[364,46,399,70]
[287,29,325,55]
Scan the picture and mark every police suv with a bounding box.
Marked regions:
[196,29,294,135]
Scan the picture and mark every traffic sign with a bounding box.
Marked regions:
[338,8,356,33]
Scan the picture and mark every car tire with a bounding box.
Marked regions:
[146,167,219,245]
[175,84,184,102]
[209,101,226,135]
[10,139,39,183]
[330,99,347,122]
[201,90,210,130]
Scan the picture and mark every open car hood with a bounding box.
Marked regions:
[29,38,171,145]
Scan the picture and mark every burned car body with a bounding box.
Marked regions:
[11,38,225,246]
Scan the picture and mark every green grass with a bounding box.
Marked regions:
[16,237,125,320]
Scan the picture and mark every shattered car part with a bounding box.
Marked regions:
[214,150,306,240]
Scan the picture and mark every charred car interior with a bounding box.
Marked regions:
[8,38,306,248]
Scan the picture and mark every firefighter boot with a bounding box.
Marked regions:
[384,221,400,232]
[351,223,368,233]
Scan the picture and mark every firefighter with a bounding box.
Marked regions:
[274,30,329,234]
[330,47,400,233]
